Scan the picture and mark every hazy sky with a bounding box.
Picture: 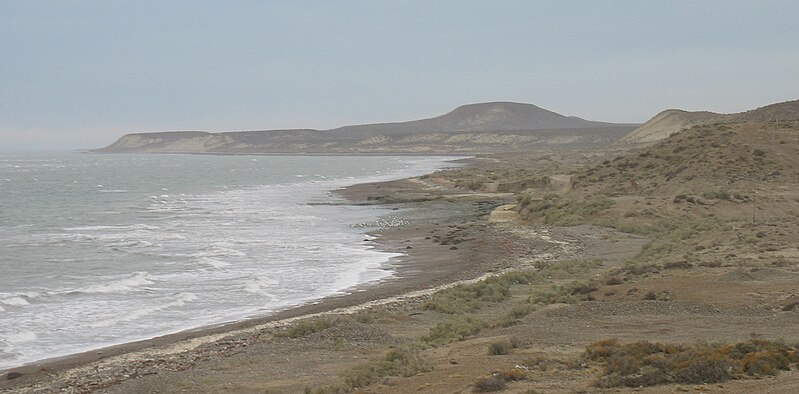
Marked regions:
[2,1,798,151]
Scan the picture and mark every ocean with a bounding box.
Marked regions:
[0,152,458,370]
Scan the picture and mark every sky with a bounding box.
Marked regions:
[1,1,798,151]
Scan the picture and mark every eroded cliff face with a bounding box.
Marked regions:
[620,110,730,144]
[620,99,799,145]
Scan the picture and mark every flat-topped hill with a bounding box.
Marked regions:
[96,102,636,154]
[330,102,618,135]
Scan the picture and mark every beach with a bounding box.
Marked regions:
[0,164,523,392]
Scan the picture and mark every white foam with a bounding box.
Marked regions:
[110,240,156,248]
[0,292,40,306]
[196,257,231,268]
[2,331,38,344]
[85,293,198,328]
[204,246,246,258]
[242,276,279,300]
[0,296,30,306]
[77,272,154,294]
[64,224,160,232]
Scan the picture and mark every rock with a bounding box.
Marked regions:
[489,204,519,222]
[6,372,23,380]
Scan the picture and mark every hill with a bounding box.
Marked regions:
[96,102,636,154]
[579,120,799,197]
[619,109,729,144]
[330,102,617,135]
[621,99,799,144]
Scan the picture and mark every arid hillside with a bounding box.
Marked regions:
[580,120,799,197]
[621,99,799,144]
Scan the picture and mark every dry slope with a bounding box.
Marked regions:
[621,98,799,145]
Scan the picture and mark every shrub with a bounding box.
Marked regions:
[276,318,338,338]
[498,303,536,327]
[488,341,513,355]
[670,357,731,384]
[540,258,604,278]
[424,271,539,314]
[500,368,526,381]
[473,374,506,392]
[664,261,692,269]
[585,339,798,388]
[341,346,432,389]
[570,281,598,295]
[523,355,551,371]
[354,309,403,324]
[423,316,487,346]
[527,282,596,305]
[606,276,624,285]
[517,194,615,225]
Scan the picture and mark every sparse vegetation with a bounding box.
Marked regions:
[488,341,513,355]
[424,271,539,314]
[423,316,488,346]
[275,318,339,338]
[342,346,432,389]
[517,193,614,225]
[354,308,404,324]
[498,302,537,327]
[472,374,506,392]
[584,338,799,388]
[472,369,527,392]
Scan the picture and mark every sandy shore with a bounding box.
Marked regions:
[0,172,514,392]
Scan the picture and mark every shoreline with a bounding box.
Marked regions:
[1,164,507,391]
[0,154,465,372]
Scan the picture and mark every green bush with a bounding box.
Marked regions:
[517,194,614,225]
[527,281,597,305]
[423,316,487,346]
[488,341,513,355]
[539,258,603,278]
[276,318,338,338]
[341,346,432,390]
[498,303,537,327]
[424,271,539,314]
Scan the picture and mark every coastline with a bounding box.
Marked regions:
[0,162,511,392]
[0,154,466,371]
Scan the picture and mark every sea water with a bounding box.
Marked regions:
[0,152,458,369]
